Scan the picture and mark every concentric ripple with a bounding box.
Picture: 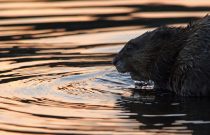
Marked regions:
[0,0,210,135]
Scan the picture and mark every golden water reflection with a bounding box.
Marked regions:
[0,0,210,134]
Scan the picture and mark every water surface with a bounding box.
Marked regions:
[0,0,210,134]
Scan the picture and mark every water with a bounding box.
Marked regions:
[134,80,155,89]
[0,0,210,135]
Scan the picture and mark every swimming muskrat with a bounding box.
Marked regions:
[113,15,210,96]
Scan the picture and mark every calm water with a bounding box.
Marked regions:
[0,0,210,135]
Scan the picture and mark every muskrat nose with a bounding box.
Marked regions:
[112,57,118,65]
[113,60,127,73]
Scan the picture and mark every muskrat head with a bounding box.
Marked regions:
[113,31,154,81]
[113,27,180,84]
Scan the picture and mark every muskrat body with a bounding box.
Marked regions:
[113,15,210,96]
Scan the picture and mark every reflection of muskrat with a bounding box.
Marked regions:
[113,15,210,96]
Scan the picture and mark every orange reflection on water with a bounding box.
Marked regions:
[0,0,210,135]
[0,26,33,31]
[0,7,135,17]
[131,12,210,18]
[0,16,97,25]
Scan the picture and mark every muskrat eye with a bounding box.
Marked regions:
[123,51,132,58]
[126,43,135,50]
[126,46,132,50]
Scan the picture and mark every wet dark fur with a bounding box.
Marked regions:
[113,15,210,96]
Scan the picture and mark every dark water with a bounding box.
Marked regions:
[0,0,210,135]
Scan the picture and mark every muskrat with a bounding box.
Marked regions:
[113,15,210,96]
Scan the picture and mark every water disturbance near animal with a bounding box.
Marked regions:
[0,0,210,135]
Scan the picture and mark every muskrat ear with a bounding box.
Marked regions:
[152,26,173,40]
[159,26,173,39]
